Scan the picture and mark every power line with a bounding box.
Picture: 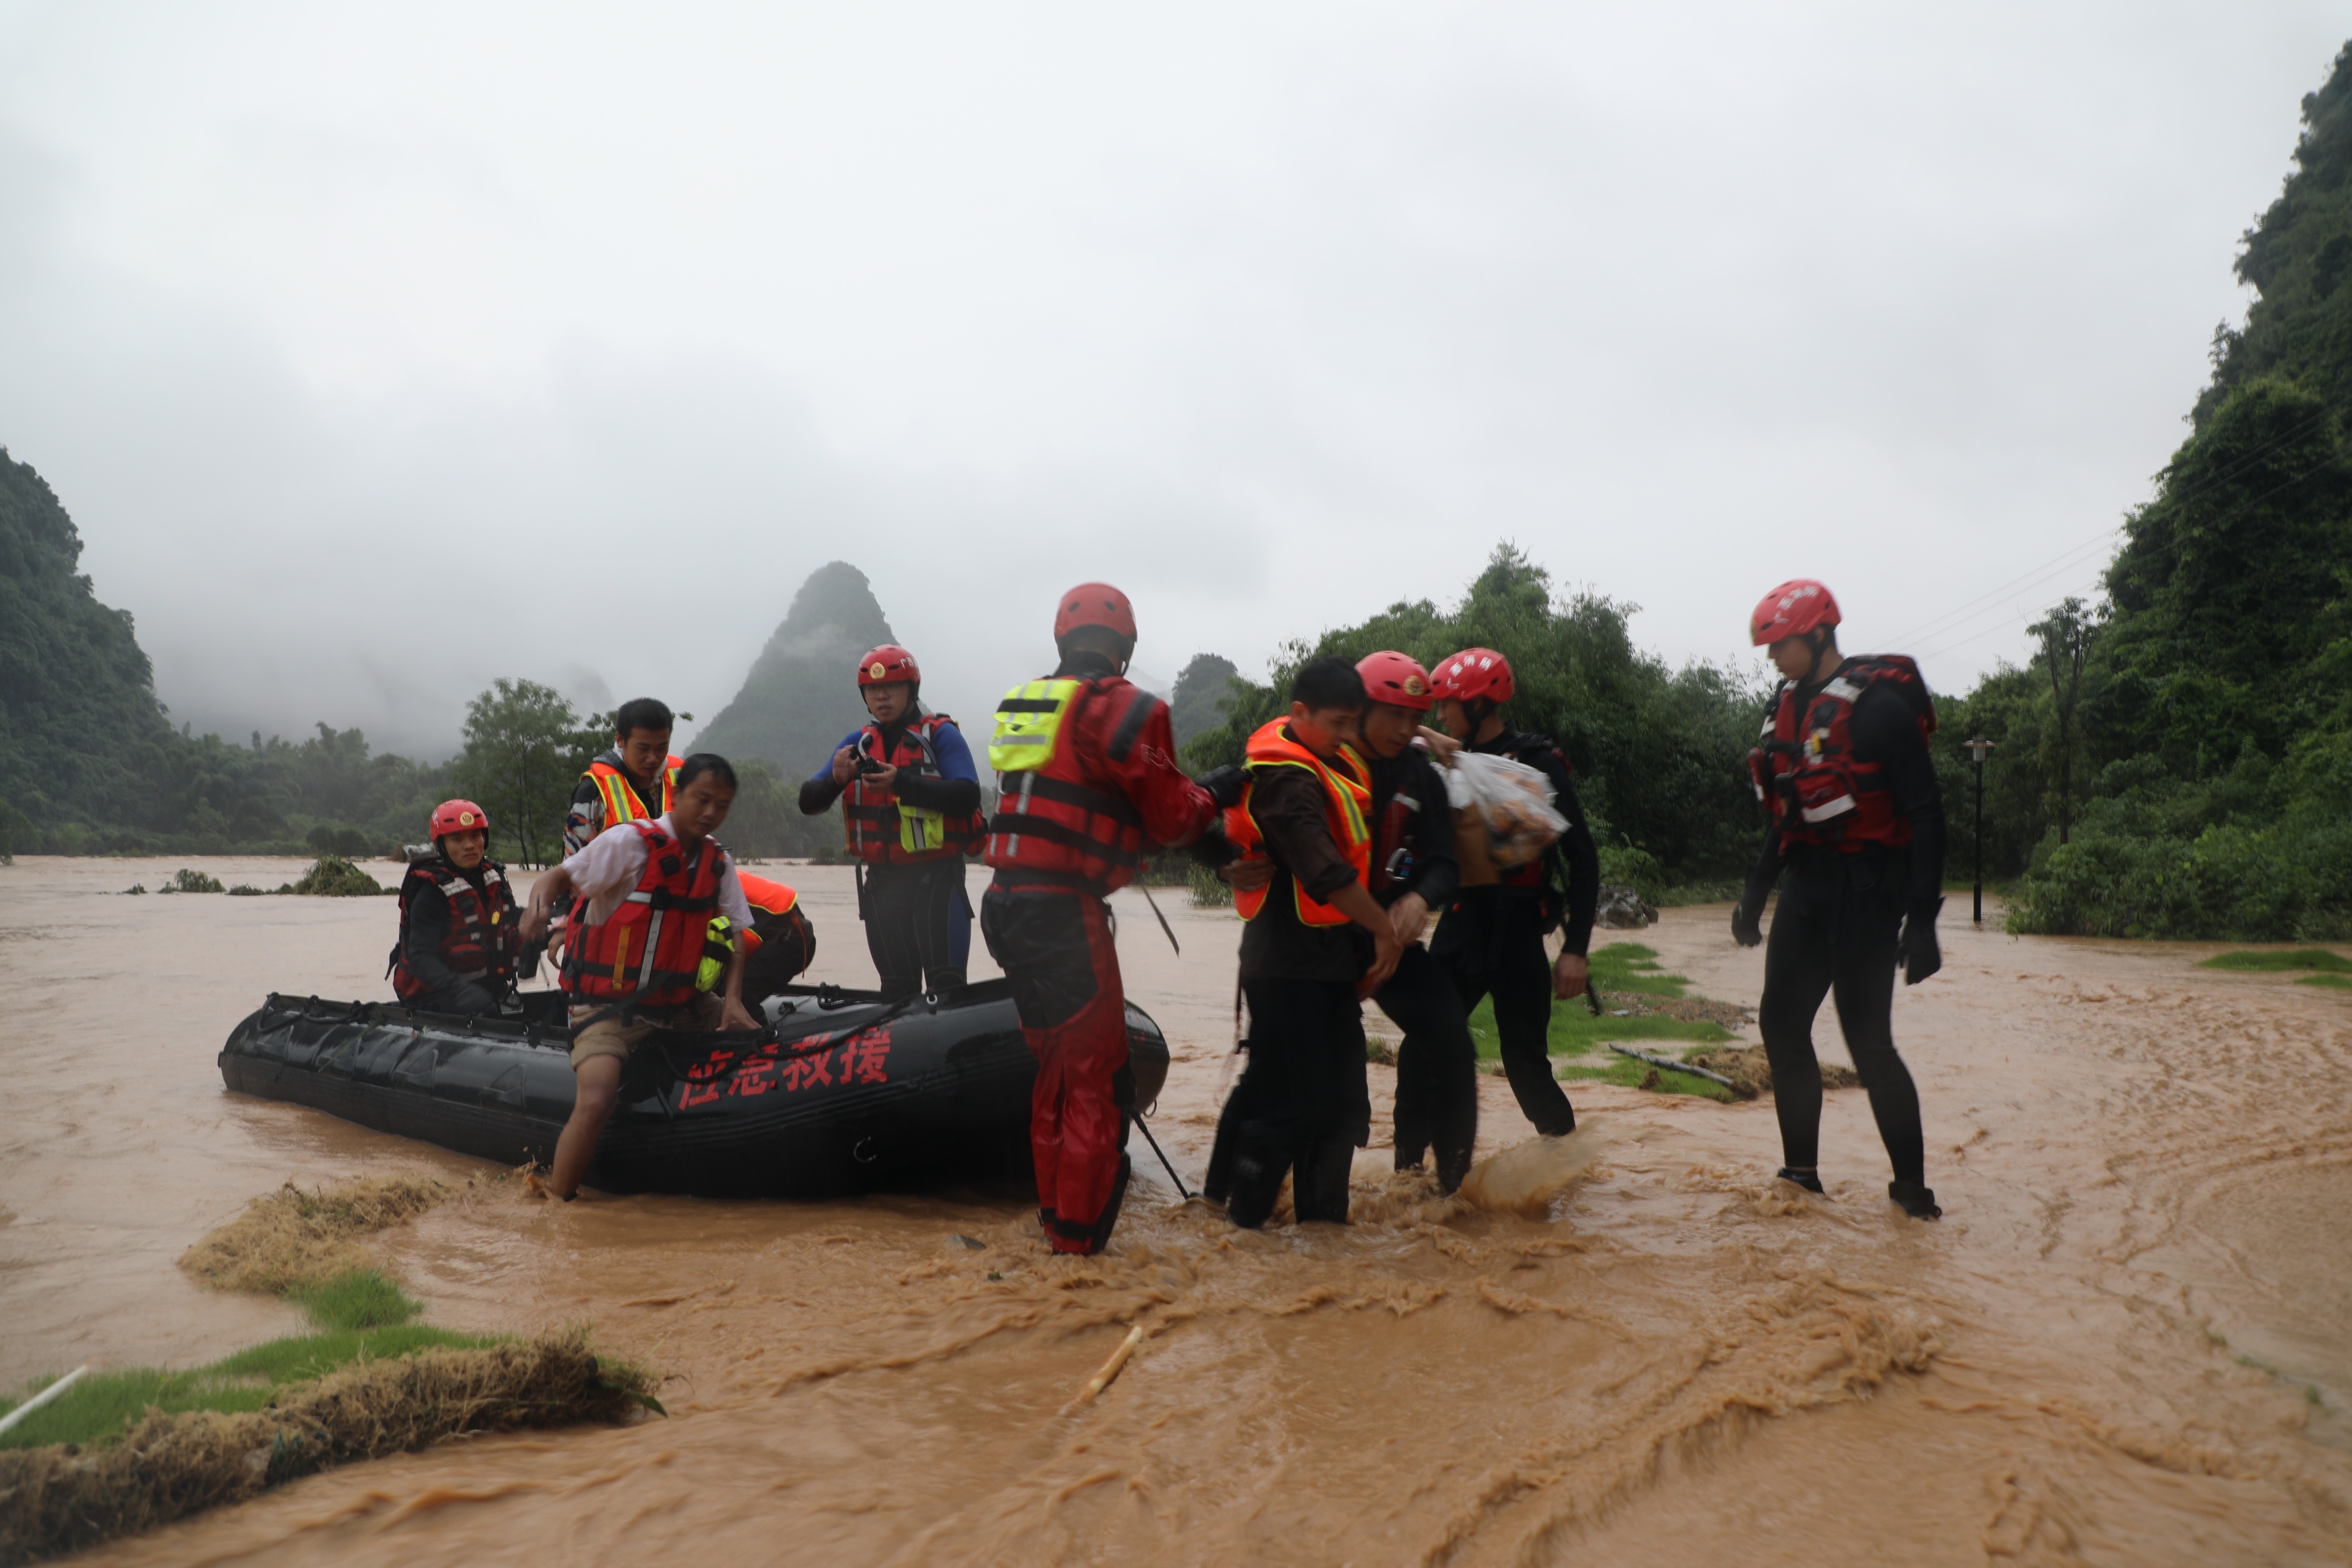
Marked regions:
[1894,404,2340,654]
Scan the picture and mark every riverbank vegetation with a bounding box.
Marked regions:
[0,1175,657,1563]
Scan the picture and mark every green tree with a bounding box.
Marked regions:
[454,679,600,867]
[2029,597,2099,844]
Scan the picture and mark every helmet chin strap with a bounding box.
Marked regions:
[1803,629,1834,684]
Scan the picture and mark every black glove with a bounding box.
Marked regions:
[1898,898,1943,986]
[1731,899,1763,948]
[1197,765,1248,811]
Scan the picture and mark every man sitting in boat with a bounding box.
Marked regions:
[736,869,818,1008]
[520,754,762,1201]
[387,799,522,1016]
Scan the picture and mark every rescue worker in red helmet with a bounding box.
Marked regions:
[1736,579,1946,1219]
[520,753,761,1201]
[796,644,984,999]
[1425,648,1600,1138]
[388,799,523,1015]
[981,582,1232,1255]
[1350,651,1479,1192]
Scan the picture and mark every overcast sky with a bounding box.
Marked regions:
[3,4,2343,759]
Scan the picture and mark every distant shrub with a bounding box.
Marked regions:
[165,868,226,894]
[123,883,147,896]
[227,884,265,897]
[283,856,384,897]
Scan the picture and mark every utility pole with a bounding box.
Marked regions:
[1965,738,1996,924]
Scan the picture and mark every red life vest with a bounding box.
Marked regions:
[841,714,986,865]
[984,677,1158,894]
[562,822,732,1008]
[1749,655,1935,851]
[388,857,521,1001]
[1221,720,1374,927]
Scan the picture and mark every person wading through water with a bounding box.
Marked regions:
[1352,651,1477,1193]
[1203,656,1405,1228]
[1426,648,1600,1137]
[980,583,1232,1256]
[388,799,524,1015]
[520,754,760,1201]
[797,644,984,999]
[1736,578,1946,1219]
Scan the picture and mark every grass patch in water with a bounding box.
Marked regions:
[180,1177,450,1297]
[287,1268,423,1331]
[1466,943,1734,1062]
[1556,1055,1736,1102]
[2199,947,2352,972]
[0,1322,498,1452]
[0,1330,656,1563]
[2295,973,2352,989]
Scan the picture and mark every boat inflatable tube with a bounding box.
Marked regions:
[218,981,1171,1200]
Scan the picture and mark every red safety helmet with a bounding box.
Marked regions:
[1749,579,1841,646]
[429,799,490,839]
[1429,648,1514,705]
[1357,650,1434,711]
[857,644,920,686]
[1053,582,1138,644]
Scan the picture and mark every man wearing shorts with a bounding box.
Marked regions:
[520,754,760,1199]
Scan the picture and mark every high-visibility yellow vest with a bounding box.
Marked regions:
[584,756,680,831]
[988,680,1083,773]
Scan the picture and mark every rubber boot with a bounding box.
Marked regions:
[1293,1136,1356,1224]
[1435,1142,1474,1197]
[1888,1179,1941,1219]
[1225,1137,1289,1230]
[1776,1167,1824,1194]
[1084,1153,1133,1253]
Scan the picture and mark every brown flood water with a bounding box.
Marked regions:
[5,855,2352,1564]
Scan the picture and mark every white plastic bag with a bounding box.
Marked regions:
[1444,751,1567,869]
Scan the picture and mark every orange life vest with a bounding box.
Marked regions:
[841,716,986,865]
[583,753,681,832]
[1749,656,1935,851]
[561,821,732,1008]
[736,870,799,955]
[1222,720,1374,927]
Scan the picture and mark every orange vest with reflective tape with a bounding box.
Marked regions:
[584,754,681,833]
[1222,720,1373,928]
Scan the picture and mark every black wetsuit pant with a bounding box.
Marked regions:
[1432,892,1575,1137]
[1207,978,1368,1227]
[1758,851,1926,1185]
[860,859,968,1000]
[1378,945,1478,1189]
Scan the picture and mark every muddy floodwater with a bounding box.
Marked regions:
[6,855,2352,1564]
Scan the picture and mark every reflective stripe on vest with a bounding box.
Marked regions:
[1226,720,1373,927]
[389,858,521,1000]
[988,681,1082,772]
[983,677,1160,893]
[586,756,681,832]
[562,823,730,1007]
[841,715,983,864]
[1748,655,1935,852]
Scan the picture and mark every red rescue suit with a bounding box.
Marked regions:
[561,822,732,1010]
[389,857,521,1001]
[842,716,987,865]
[1749,656,1936,852]
[981,668,1217,1253]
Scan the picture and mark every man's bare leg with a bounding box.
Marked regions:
[552,1054,624,1198]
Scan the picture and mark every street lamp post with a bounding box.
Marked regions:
[1964,738,1996,924]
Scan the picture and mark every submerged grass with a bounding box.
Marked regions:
[2198,947,2352,972]
[0,1330,658,1564]
[179,1177,450,1297]
[1466,943,1736,1064]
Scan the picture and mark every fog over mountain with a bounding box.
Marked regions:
[2,5,2345,758]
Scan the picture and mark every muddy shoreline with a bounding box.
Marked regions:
[4,856,2350,1563]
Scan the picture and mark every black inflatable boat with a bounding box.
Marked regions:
[217,981,1170,1199]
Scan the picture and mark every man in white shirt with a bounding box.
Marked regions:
[521,754,760,1199]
